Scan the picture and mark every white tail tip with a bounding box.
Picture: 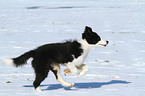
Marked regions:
[2,59,15,66]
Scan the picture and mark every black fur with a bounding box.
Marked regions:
[12,40,83,89]
[13,40,83,67]
[82,26,101,44]
[13,50,35,67]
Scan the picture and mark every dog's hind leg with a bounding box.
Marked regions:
[32,60,49,93]
[33,70,49,93]
[34,73,48,93]
[50,64,75,87]
[76,64,89,77]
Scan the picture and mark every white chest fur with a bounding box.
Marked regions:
[67,39,95,66]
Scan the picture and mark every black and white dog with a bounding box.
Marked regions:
[4,26,109,93]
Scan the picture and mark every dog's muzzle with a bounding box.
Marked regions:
[99,40,109,47]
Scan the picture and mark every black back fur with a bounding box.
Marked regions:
[13,40,83,67]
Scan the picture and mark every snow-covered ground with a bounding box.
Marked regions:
[0,0,145,96]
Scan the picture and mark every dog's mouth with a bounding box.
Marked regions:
[99,41,109,47]
[99,44,107,47]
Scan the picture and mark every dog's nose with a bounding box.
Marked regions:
[106,41,109,44]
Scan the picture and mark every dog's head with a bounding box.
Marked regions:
[82,26,109,47]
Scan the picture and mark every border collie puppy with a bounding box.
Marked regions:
[4,26,109,93]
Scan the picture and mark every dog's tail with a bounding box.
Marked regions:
[3,50,35,67]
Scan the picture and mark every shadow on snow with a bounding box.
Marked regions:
[23,80,131,91]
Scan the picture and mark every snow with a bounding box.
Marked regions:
[0,0,145,95]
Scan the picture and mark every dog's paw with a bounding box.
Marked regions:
[77,72,85,78]
[64,69,71,74]
[36,86,43,93]
[77,73,82,78]
[61,82,75,87]
[67,83,75,87]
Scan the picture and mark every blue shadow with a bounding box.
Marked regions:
[23,80,131,91]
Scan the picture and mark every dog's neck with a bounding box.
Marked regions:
[79,39,96,52]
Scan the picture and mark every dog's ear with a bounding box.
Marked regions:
[84,26,92,34]
[82,26,93,39]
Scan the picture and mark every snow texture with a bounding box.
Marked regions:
[0,0,145,96]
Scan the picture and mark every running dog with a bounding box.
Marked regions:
[4,26,109,93]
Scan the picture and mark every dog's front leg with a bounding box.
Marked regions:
[65,64,78,75]
[76,64,89,77]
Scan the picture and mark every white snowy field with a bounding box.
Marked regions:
[0,0,145,96]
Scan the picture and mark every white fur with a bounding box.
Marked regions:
[53,65,74,87]
[66,63,78,75]
[96,39,108,47]
[62,39,91,77]
[36,86,42,93]
[77,64,89,77]
[2,59,15,66]
[67,39,91,66]
[64,39,107,76]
